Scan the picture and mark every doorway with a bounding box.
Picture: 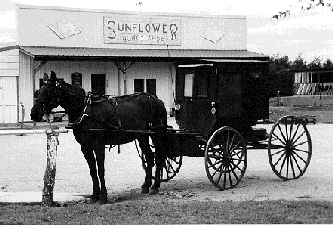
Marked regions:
[91,74,106,96]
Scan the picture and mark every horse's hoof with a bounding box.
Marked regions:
[141,187,150,194]
[86,198,99,204]
[99,198,108,205]
[149,187,159,195]
[86,194,100,203]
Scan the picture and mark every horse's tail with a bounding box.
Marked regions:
[148,94,167,133]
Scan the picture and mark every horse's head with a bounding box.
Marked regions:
[31,71,61,122]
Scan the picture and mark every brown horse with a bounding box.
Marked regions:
[31,71,168,204]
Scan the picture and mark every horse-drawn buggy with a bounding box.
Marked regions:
[31,61,312,204]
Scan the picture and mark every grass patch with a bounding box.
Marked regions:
[0,199,332,224]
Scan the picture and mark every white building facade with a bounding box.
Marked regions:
[0,4,266,123]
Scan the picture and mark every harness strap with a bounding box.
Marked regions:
[73,93,122,131]
[109,97,123,129]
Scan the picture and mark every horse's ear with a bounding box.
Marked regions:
[49,71,58,84]
[43,73,49,82]
[50,71,57,80]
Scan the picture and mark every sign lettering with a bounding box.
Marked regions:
[104,17,181,45]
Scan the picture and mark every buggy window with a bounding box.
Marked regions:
[184,74,194,97]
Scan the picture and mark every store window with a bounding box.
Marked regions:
[146,79,156,95]
[134,79,144,93]
[71,72,82,86]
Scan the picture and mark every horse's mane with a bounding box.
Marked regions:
[59,80,86,98]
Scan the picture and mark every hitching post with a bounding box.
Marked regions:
[41,132,59,207]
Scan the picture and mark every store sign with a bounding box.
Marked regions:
[103,17,181,45]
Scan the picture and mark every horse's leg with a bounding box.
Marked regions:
[94,142,108,204]
[150,135,166,194]
[81,144,100,202]
[137,136,154,194]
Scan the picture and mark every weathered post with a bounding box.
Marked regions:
[41,132,59,207]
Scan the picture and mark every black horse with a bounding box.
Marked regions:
[31,71,168,204]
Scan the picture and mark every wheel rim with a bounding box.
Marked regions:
[160,155,182,182]
[205,126,247,190]
[268,115,312,180]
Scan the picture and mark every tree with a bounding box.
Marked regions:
[291,53,308,70]
[272,0,333,19]
[322,58,333,69]
[269,55,294,97]
[308,56,323,69]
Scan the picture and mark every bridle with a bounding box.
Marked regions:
[36,81,78,125]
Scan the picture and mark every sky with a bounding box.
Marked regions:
[0,0,333,63]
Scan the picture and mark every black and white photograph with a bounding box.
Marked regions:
[0,0,332,224]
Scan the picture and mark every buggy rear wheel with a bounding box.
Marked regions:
[268,115,312,180]
[136,139,182,182]
[160,155,183,182]
[205,126,247,190]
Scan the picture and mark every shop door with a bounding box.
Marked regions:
[0,77,18,123]
[91,74,106,96]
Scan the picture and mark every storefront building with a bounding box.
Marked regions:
[0,4,267,123]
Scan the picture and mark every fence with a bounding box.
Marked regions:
[0,128,68,206]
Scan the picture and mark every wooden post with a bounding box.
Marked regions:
[41,132,59,207]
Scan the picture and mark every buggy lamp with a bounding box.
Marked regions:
[211,102,216,114]
[175,104,181,110]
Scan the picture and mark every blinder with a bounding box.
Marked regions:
[36,81,62,115]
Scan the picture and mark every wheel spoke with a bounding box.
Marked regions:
[286,155,289,178]
[271,132,286,145]
[231,157,245,162]
[208,158,223,168]
[229,133,237,150]
[289,120,294,141]
[285,120,289,141]
[226,131,231,151]
[230,139,243,154]
[289,154,296,178]
[215,164,224,184]
[290,122,301,142]
[292,130,307,144]
[273,149,286,166]
[231,148,244,158]
[291,150,307,164]
[293,140,309,147]
[229,163,240,182]
[212,162,224,177]
[230,160,243,172]
[290,152,303,174]
[278,154,288,175]
[271,148,285,156]
[293,147,310,154]
[277,124,288,143]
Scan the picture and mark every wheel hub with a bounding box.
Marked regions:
[285,140,295,155]
[222,155,231,167]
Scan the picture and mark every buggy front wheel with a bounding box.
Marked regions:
[268,115,312,180]
[205,126,247,190]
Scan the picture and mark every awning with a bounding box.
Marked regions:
[200,59,269,63]
[20,46,268,61]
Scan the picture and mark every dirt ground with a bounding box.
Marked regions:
[0,114,332,204]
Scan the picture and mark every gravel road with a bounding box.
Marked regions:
[0,119,332,202]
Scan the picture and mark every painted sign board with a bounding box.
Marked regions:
[16,4,247,50]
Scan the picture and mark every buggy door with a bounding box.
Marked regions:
[175,66,217,139]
